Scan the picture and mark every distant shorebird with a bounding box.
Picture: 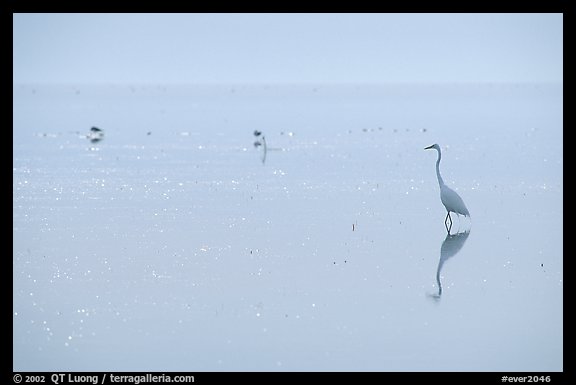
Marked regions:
[87,126,104,143]
[252,130,267,163]
[433,230,470,298]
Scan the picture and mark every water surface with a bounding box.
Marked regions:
[13,83,563,371]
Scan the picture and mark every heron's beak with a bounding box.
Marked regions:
[424,145,434,150]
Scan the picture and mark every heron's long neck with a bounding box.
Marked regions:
[435,151,445,187]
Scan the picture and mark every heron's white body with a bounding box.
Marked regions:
[425,144,470,218]
[440,184,469,217]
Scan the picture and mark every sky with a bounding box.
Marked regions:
[13,13,563,84]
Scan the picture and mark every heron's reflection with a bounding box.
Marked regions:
[429,230,470,300]
[260,136,267,164]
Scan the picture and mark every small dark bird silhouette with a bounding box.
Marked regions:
[253,130,262,137]
[87,126,104,143]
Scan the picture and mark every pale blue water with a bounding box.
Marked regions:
[13,83,562,371]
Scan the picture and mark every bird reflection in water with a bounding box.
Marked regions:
[252,130,284,164]
[253,130,267,164]
[428,230,470,301]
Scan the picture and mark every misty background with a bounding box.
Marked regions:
[14,13,562,85]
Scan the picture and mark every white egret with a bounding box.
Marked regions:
[425,144,470,233]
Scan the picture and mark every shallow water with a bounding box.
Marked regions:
[13,83,562,371]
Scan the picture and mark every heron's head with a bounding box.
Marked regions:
[424,144,440,151]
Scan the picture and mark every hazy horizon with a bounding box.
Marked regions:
[13,13,562,85]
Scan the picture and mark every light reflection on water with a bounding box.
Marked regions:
[13,84,562,371]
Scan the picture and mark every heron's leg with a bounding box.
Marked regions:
[444,212,453,234]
